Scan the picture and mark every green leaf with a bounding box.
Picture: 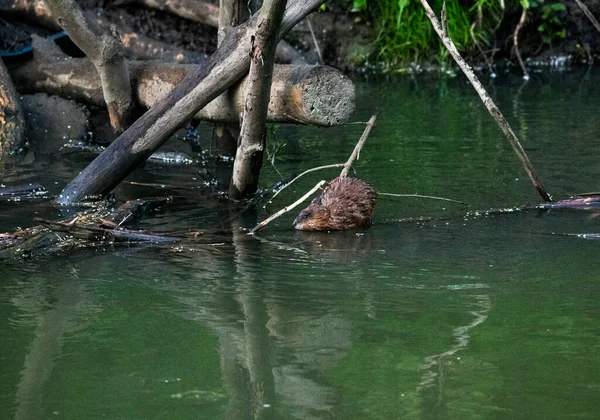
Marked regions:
[396,0,410,29]
[551,3,566,11]
[351,0,365,12]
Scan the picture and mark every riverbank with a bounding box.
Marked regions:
[1,0,599,73]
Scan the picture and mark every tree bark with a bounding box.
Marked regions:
[229,0,287,198]
[0,59,26,157]
[56,0,326,205]
[213,0,242,157]
[42,0,135,133]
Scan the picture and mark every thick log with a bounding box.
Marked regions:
[0,59,26,156]
[43,0,135,132]
[11,58,354,126]
[229,0,287,198]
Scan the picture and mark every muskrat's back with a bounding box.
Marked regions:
[293,177,376,231]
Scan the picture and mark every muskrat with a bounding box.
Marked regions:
[293,177,376,231]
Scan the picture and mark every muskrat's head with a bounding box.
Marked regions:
[293,199,334,231]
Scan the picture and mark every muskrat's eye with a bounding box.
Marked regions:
[297,210,311,221]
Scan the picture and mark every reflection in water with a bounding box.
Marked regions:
[418,294,491,401]
[13,266,87,420]
[2,71,600,419]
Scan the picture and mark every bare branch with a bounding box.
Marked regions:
[574,0,600,34]
[266,163,345,208]
[512,7,529,79]
[340,114,377,178]
[419,0,551,202]
[249,180,325,234]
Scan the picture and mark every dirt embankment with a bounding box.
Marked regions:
[0,0,599,72]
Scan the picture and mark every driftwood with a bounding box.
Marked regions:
[43,0,135,133]
[35,218,181,244]
[229,0,288,198]
[0,58,26,156]
[10,51,353,126]
[54,0,328,205]
[0,197,174,258]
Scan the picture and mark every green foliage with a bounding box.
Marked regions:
[521,0,567,45]
[360,0,505,69]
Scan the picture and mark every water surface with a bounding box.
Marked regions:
[1,69,600,419]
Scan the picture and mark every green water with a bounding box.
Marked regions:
[1,69,600,419]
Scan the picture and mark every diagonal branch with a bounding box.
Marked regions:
[419,0,551,202]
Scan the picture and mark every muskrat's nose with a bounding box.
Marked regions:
[293,209,310,229]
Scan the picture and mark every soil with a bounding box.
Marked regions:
[1,0,599,70]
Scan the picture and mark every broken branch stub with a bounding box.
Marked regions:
[43,0,135,133]
[56,0,327,205]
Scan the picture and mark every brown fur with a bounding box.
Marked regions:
[293,177,376,231]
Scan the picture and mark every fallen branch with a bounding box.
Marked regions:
[419,0,551,202]
[35,218,181,244]
[340,114,377,177]
[249,180,325,234]
[10,55,354,126]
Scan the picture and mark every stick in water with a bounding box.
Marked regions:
[265,163,345,209]
[340,114,378,178]
[249,180,326,234]
[419,0,552,203]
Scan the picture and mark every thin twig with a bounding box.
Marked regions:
[340,114,378,178]
[265,163,345,209]
[249,181,326,234]
[574,0,600,34]
[470,23,495,75]
[513,7,529,79]
[306,16,323,64]
[378,192,468,206]
[419,0,551,202]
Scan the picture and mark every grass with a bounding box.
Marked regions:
[354,0,506,70]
